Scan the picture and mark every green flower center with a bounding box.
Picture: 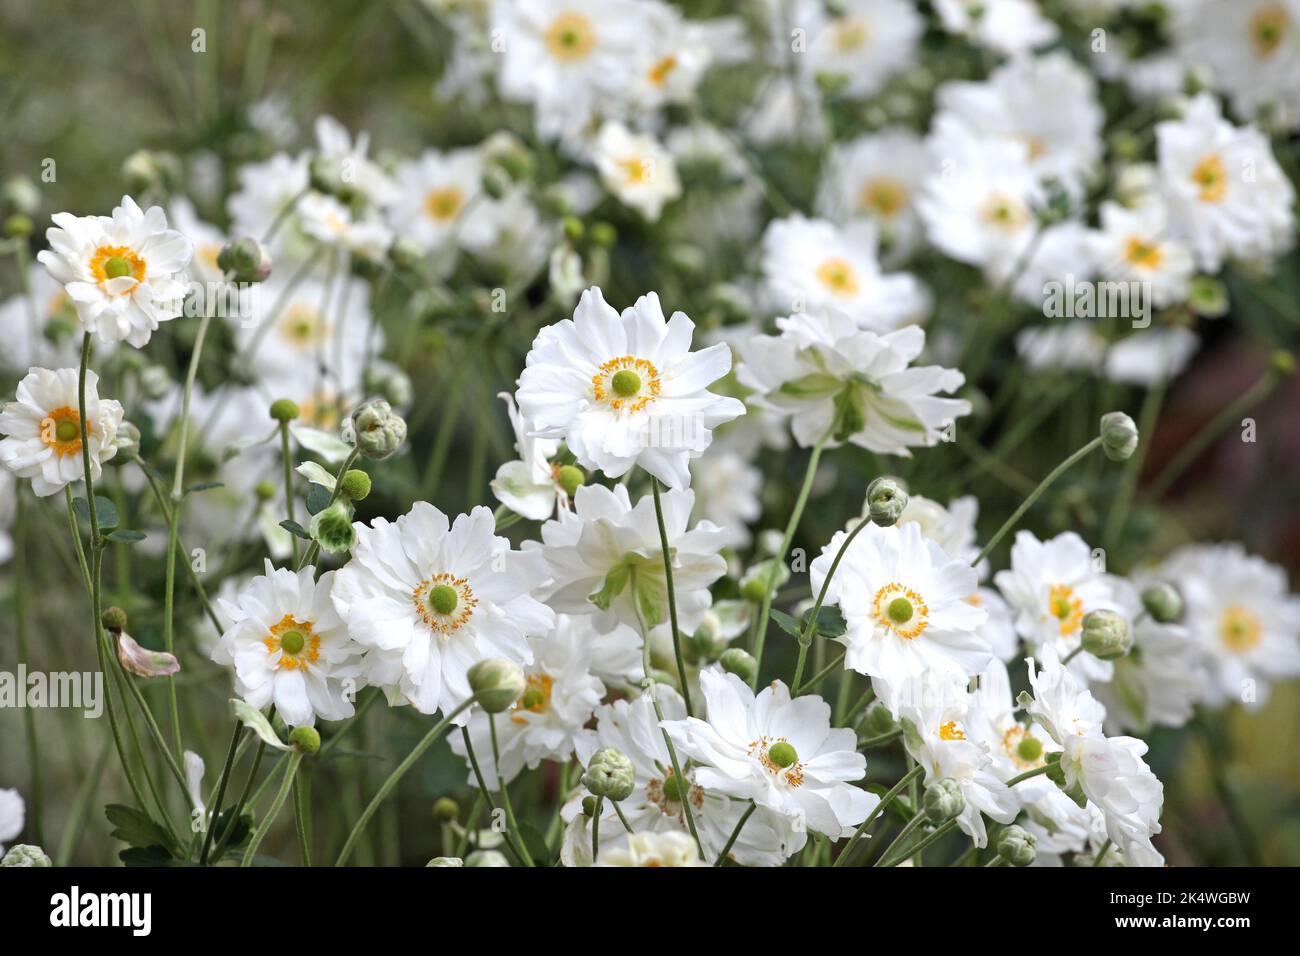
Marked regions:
[768,741,798,768]
[521,687,545,710]
[279,629,306,655]
[660,774,684,802]
[610,369,641,398]
[887,597,914,624]
[1016,736,1043,763]
[429,584,459,616]
[103,256,132,279]
[55,421,80,442]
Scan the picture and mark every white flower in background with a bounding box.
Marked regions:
[492,0,646,142]
[312,115,397,208]
[297,191,393,261]
[331,503,554,717]
[1104,327,1200,386]
[385,148,484,254]
[596,830,706,867]
[0,789,23,855]
[37,195,193,348]
[590,122,681,220]
[450,623,606,787]
[745,73,828,147]
[759,215,928,330]
[798,0,923,99]
[898,674,1020,847]
[689,449,761,550]
[1172,0,1300,130]
[1006,221,1097,306]
[666,123,764,247]
[0,471,14,564]
[562,687,795,866]
[815,129,931,260]
[932,53,1103,196]
[490,393,567,522]
[932,0,1057,56]
[1026,648,1165,865]
[810,520,990,713]
[168,196,228,286]
[894,494,982,569]
[0,264,88,372]
[994,531,1122,684]
[212,561,363,727]
[534,483,727,635]
[516,287,744,489]
[0,367,124,497]
[663,669,877,840]
[1158,543,1300,710]
[1015,321,1107,374]
[918,123,1044,275]
[626,2,713,111]
[737,313,970,454]
[966,660,1059,795]
[1089,200,1196,309]
[1093,578,1208,733]
[971,587,1020,662]
[227,152,311,255]
[1156,92,1296,270]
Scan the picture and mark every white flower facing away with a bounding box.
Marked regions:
[212,561,362,727]
[516,286,744,489]
[37,195,193,348]
[331,503,555,718]
[662,668,878,841]
[490,392,565,522]
[0,367,124,497]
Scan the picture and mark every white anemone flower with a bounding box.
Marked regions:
[515,286,744,490]
[331,503,555,718]
[0,367,124,497]
[490,393,566,522]
[212,561,363,727]
[590,122,682,221]
[596,830,708,867]
[37,195,193,347]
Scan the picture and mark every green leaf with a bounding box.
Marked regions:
[770,608,801,637]
[105,804,174,852]
[72,494,119,530]
[295,461,337,491]
[770,606,846,640]
[280,519,311,540]
[185,481,224,495]
[107,529,147,543]
[230,699,291,751]
[306,483,332,516]
[119,845,177,867]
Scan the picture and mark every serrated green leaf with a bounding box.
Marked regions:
[105,804,173,851]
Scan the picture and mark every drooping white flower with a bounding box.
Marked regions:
[811,520,990,714]
[533,483,727,636]
[1158,542,1300,710]
[212,561,363,727]
[736,313,970,454]
[561,686,796,867]
[994,531,1122,685]
[759,215,928,331]
[515,286,744,489]
[37,196,193,348]
[1156,92,1295,270]
[331,503,554,718]
[815,129,931,260]
[965,659,1059,801]
[489,393,566,522]
[590,122,681,220]
[0,367,124,497]
[663,668,877,841]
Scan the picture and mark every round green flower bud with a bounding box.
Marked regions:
[1099,411,1139,461]
[1272,349,1296,377]
[432,797,459,822]
[1187,275,1229,318]
[217,237,272,283]
[269,398,300,422]
[122,149,181,195]
[562,216,584,241]
[426,856,463,867]
[5,213,32,238]
[767,741,798,768]
[556,464,584,498]
[0,844,52,867]
[590,221,617,247]
[581,795,599,817]
[1141,582,1183,624]
[289,725,321,754]
[1081,609,1131,660]
[309,501,356,555]
[255,480,277,501]
[861,701,898,738]
[583,747,636,801]
[867,476,909,527]
[491,147,534,183]
[740,576,768,604]
[922,778,966,824]
[347,399,407,460]
[465,849,510,867]
[101,606,128,633]
[719,647,758,685]
[339,469,371,501]
[467,658,526,713]
[996,825,1037,867]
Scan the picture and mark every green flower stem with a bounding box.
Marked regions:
[55,738,111,865]
[591,795,605,863]
[984,855,1009,867]
[880,818,959,868]
[459,726,532,866]
[792,509,870,692]
[293,766,313,866]
[858,729,902,749]
[1145,365,1283,501]
[1062,645,1083,666]
[280,421,299,565]
[842,687,876,727]
[241,751,303,866]
[794,650,846,696]
[198,723,243,864]
[209,738,267,863]
[1103,376,1166,549]
[1092,838,1112,866]
[297,447,360,572]
[1005,764,1052,787]
[137,461,224,635]
[454,793,485,858]
[334,695,478,866]
[612,801,635,835]
[971,436,1104,568]
[714,801,757,866]
[872,805,928,867]
[751,435,829,688]
[13,488,42,845]
[490,712,536,867]
[650,476,692,715]
[834,764,923,867]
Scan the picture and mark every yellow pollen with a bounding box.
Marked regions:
[412,572,478,637]
[1191,155,1227,203]
[617,157,652,185]
[89,245,146,288]
[859,177,908,219]
[544,12,595,62]
[872,582,930,639]
[1219,603,1262,653]
[40,406,85,458]
[1250,5,1289,58]
[748,735,804,787]
[833,18,870,53]
[424,186,465,222]
[939,720,965,741]
[648,55,677,86]
[264,615,321,670]
[815,258,860,297]
[510,673,554,724]
[592,355,661,412]
[1048,583,1084,637]
[1124,236,1165,270]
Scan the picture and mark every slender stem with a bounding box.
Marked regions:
[590,796,605,863]
[880,818,959,868]
[714,802,757,866]
[751,435,828,687]
[792,512,870,691]
[1103,378,1166,548]
[971,436,1104,568]
[199,723,243,864]
[1092,838,1112,866]
[984,855,1009,867]
[1062,646,1083,666]
[490,713,535,866]
[612,801,634,835]
[280,421,298,565]
[293,769,313,866]
[858,729,902,749]
[1005,764,1051,788]
[649,477,692,715]
[794,650,846,697]
[834,764,923,867]
[334,696,478,866]
[297,447,360,572]
[210,740,266,862]
[13,489,41,845]
[240,752,303,866]
[873,807,927,867]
